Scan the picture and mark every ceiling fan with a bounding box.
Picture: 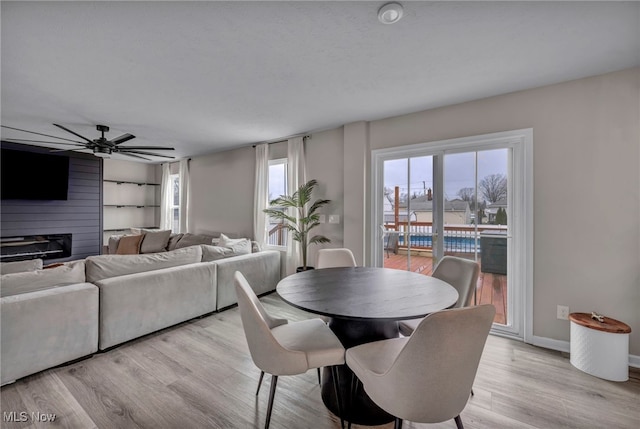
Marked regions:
[1,124,175,161]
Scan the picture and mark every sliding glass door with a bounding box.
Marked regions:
[371,130,532,338]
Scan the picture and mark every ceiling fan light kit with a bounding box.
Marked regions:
[378,2,404,25]
[1,124,175,161]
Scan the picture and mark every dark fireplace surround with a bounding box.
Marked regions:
[0,234,72,262]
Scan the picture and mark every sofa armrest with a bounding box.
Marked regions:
[214,250,281,310]
[1,283,99,385]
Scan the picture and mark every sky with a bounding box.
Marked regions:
[384,148,508,201]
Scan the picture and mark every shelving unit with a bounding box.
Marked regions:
[102,159,162,246]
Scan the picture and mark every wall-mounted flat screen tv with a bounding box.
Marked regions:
[1,148,70,200]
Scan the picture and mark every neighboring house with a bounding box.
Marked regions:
[486,198,508,224]
[384,194,472,225]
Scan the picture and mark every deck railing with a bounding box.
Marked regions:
[385,221,506,254]
[267,223,287,246]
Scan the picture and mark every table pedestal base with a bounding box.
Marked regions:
[321,318,398,426]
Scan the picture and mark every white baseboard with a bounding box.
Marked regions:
[531,335,639,368]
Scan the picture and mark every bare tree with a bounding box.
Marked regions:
[479,173,507,203]
[457,187,475,203]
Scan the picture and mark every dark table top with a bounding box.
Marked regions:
[276,267,458,321]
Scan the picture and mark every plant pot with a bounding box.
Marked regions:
[296,266,315,273]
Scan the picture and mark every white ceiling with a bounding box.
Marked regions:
[2,1,639,161]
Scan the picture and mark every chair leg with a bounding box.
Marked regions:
[256,370,265,396]
[471,388,474,396]
[454,415,464,429]
[394,417,403,429]
[317,367,321,385]
[265,375,278,429]
[330,366,345,429]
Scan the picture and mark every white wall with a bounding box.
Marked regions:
[189,146,255,238]
[188,68,639,356]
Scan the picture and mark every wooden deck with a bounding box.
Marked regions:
[384,252,507,325]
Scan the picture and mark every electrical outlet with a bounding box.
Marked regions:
[328,215,340,224]
[557,305,569,320]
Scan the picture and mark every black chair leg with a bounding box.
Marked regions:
[317,367,321,385]
[394,417,403,429]
[256,370,265,395]
[330,366,345,429]
[471,388,474,396]
[454,415,464,429]
[265,375,278,429]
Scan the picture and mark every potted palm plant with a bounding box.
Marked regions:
[263,179,330,271]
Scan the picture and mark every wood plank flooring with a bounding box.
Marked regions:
[2,293,639,429]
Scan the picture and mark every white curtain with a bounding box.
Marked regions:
[254,144,269,247]
[286,137,306,274]
[178,158,190,233]
[159,163,172,231]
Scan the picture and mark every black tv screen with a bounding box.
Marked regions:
[1,148,70,200]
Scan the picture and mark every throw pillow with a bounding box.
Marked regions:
[166,233,184,251]
[116,235,143,255]
[218,233,251,255]
[140,229,171,254]
[108,234,124,254]
[0,259,43,274]
[174,233,215,249]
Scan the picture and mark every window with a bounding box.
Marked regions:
[170,174,180,233]
[267,159,288,246]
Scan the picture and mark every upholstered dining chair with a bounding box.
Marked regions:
[234,272,346,429]
[398,256,480,337]
[346,305,495,429]
[316,248,357,269]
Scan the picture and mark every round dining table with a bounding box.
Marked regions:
[276,266,458,426]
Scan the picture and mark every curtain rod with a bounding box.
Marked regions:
[252,134,311,148]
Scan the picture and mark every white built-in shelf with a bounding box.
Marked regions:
[104,180,160,186]
[103,205,160,208]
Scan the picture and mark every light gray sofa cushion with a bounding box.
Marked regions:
[140,229,172,254]
[96,262,217,350]
[214,250,281,310]
[1,282,99,385]
[85,245,203,283]
[0,260,86,297]
[201,245,234,262]
[0,259,43,274]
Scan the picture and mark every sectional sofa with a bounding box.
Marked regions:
[0,244,281,385]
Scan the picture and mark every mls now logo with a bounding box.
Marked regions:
[3,411,56,422]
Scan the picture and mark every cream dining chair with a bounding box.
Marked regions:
[234,272,346,429]
[316,248,357,269]
[346,305,495,429]
[398,256,480,337]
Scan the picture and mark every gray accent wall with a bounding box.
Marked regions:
[1,143,102,262]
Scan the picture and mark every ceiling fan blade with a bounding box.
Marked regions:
[119,152,152,161]
[117,149,175,159]
[49,148,91,153]
[109,133,136,145]
[3,138,86,147]
[116,146,175,150]
[1,125,85,143]
[53,123,94,143]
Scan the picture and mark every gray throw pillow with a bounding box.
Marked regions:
[167,233,184,251]
[140,229,172,254]
[174,233,215,249]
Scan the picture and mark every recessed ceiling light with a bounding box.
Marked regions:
[378,2,404,25]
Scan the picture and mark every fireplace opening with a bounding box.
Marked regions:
[0,234,72,262]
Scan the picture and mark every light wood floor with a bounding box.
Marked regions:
[2,293,639,429]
